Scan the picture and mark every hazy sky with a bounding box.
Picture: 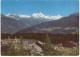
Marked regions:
[1,0,79,17]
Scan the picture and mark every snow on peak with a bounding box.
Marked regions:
[19,15,31,18]
[6,13,18,17]
[32,12,62,20]
[6,13,20,20]
[50,15,62,20]
[32,12,45,18]
[6,12,63,20]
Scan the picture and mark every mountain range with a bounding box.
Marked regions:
[2,12,61,34]
[1,14,29,34]
[1,13,79,34]
[6,13,62,26]
[16,13,79,34]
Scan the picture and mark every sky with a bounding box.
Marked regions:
[1,0,79,17]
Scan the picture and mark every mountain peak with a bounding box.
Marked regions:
[5,12,63,20]
[6,13,20,20]
[6,13,18,17]
[32,12,62,20]
[70,13,79,17]
[32,12,45,18]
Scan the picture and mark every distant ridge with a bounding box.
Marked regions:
[1,14,29,34]
[5,13,62,26]
[16,13,79,34]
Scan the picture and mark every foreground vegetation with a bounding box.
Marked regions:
[1,34,79,56]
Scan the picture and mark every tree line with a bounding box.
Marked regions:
[1,33,79,44]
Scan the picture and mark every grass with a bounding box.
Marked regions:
[40,27,62,31]
[61,48,79,56]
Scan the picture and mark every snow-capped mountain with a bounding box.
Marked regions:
[5,13,63,26]
[1,14,29,34]
[16,13,79,34]
[32,12,62,20]
[6,12,62,20]
[6,13,20,20]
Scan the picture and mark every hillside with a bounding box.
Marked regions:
[1,14,29,34]
[16,13,79,34]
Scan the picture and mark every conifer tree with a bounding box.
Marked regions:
[43,34,62,56]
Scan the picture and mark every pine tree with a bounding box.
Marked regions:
[43,34,62,56]
[45,35,53,49]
